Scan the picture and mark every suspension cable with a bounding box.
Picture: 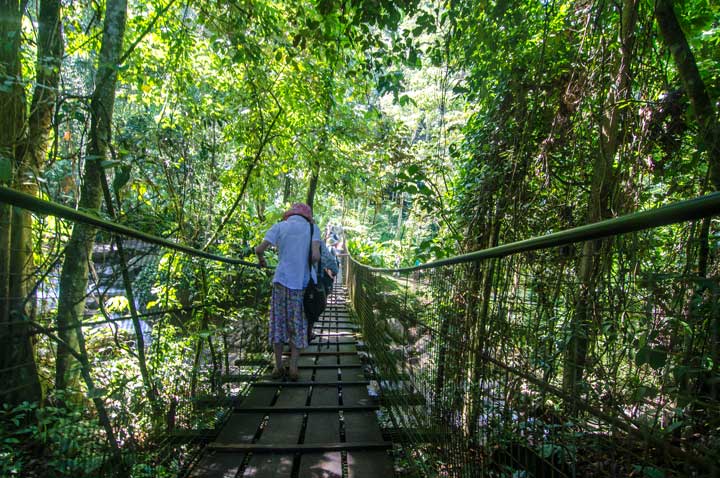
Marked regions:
[356,192,720,272]
[0,186,261,267]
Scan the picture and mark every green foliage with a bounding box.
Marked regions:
[0,400,105,476]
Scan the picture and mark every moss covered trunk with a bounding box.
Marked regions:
[54,0,128,394]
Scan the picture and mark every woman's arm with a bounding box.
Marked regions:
[255,240,271,267]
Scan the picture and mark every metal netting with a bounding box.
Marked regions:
[0,193,273,477]
[346,211,720,477]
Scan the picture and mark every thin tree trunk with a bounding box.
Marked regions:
[563,0,638,396]
[468,207,501,439]
[306,73,334,209]
[282,172,292,204]
[0,0,25,329]
[655,1,720,411]
[55,0,128,394]
[5,0,63,406]
[395,193,404,241]
[306,157,320,209]
[11,0,63,317]
[655,0,720,191]
[0,0,46,405]
[99,172,160,419]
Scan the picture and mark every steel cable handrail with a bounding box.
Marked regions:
[344,193,720,476]
[351,192,720,272]
[0,186,264,267]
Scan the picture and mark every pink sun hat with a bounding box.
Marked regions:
[282,203,314,222]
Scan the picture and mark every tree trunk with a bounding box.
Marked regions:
[306,156,320,209]
[0,0,25,331]
[282,172,292,204]
[655,0,720,191]
[11,0,63,316]
[4,0,63,406]
[468,206,501,439]
[306,73,334,210]
[655,0,720,411]
[0,0,48,405]
[395,193,404,241]
[563,0,638,396]
[55,0,127,394]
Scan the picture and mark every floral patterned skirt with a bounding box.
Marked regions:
[269,282,308,349]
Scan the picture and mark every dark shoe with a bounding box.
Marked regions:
[287,369,299,382]
[270,367,285,380]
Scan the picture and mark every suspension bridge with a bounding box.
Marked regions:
[1,186,720,477]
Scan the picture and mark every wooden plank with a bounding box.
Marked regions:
[304,412,340,443]
[242,453,294,478]
[189,452,245,478]
[215,413,263,444]
[298,452,342,478]
[252,380,368,387]
[313,333,356,338]
[316,355,338,366]
[285,351,358,356]
[210,441,392,452]
[234,405,379,413]
[347,450,395,478]
[275,386,309,407]
[342,385,375,407]
[343,411,384,442]
[338,343,357,352]
[339,355,362,365]
[308,336,333,346]
[312,342,336,352]
[311,385,339,406]
[336,338,358,344]
[243,387,279,407]
[297,355,316,366]
[258,413,303,445]
[298,364,360,369]
[341,367,366,381]
[314,368,339,381]
[298,367,313,381]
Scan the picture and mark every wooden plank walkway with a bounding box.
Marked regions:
[189,287,395,478]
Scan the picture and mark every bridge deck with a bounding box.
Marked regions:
[189,288,395,478]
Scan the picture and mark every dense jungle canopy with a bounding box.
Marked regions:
[0,0,719,476]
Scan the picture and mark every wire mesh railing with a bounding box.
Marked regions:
[0,187,272,477]
[345,193,720,477]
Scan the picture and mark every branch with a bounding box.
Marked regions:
[118,0,179,66]
[203,106,283,249]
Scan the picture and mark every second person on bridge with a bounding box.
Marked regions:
[255,203,321,381]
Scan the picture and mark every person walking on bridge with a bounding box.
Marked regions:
[255,203,320,381]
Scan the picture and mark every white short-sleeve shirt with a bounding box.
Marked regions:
[263,215,320,290]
